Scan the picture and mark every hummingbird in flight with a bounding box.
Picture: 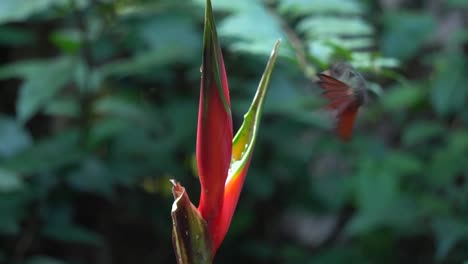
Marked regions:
[316,62,368,141]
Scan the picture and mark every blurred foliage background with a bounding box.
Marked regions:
[0,0,467,263]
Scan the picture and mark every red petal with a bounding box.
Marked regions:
[197,0,233,231]
[212,158,252,253]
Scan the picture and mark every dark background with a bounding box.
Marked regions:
[0,0,467,263]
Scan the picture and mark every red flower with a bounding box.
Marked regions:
[170,0,280,262]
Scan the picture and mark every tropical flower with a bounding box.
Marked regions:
[170,0,280,263]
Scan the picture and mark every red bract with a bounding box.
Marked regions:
[170,0,280,262]
[196,0,233,230]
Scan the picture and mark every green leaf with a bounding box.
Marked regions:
[294,5,396,70]
[0,168,23,192]
[279,0,365,16]
[428,131,468,186]
[1,130,84,174]
[229,40,281,179]
[346,157,419,235]
[430,53,468,116]
[447,0,468,8]
[94,96,160,130]
[0,26,34,45]
[218,7,287,56]
[219,7,280,41]
[403,121,445,146]
[138,15,201,63]
[0,57,74,123]
[43,97,80,117]
[101,15,201,77]
[298,16,373,37]
[351,55,400,70]
[65,158,113,197]
[258,72,331,128]
[263,72,318,112]
[0,115,32,158]
[50,29,81,54]
[382,83,425,112]
[89,118,134,148]
[385,151,423,175]
[316,37,374,50]
[381,12,435,60]
[432,217,468,260]
[0,0,89,24]
[0,192,28,234]
[306,40,335,65]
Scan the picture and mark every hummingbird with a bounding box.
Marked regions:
[316,62,368,141]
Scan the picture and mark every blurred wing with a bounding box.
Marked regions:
[317,73,353,110]
[336,104,359,141]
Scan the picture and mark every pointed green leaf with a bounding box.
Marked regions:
[228,40,281,179]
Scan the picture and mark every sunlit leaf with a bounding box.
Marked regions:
[298,16,373,37]
[218,7,286,56]
[279,0,364,16]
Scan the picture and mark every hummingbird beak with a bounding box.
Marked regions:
[321,69,332,76]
